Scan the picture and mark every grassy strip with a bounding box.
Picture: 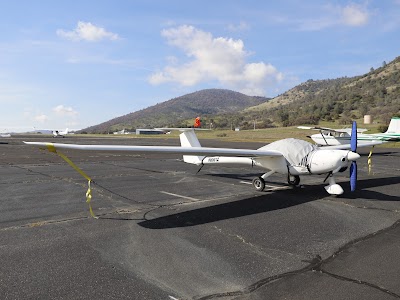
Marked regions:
[74,124,399,148]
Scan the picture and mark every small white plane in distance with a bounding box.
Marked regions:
[1,132,11,138]
[33,127,70,137]
[25,122,381,195]
[52,128,69,138]
[1,127,29,138]
[298,117,400,146]
[1,126,38,137]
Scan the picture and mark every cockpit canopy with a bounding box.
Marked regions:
[258,138,317,166]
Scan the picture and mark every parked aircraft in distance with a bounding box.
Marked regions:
[33,127,72,138]
[52,128,70,138]
[1,126,32,137]
[1,132,11,138]
[25,122,381,195]
[298,117,400,146]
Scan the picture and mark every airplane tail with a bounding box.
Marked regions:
[179,130,205,165]
[385,117,400,134]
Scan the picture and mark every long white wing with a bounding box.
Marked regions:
[298,126,367,134]
[297,126,350,133]
[320,140,384,150]
[24,141,283,158]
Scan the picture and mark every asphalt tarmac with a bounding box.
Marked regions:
[0,135,399,300]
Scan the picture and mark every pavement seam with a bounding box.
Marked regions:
[318,269,400,299]
[194,219,400,300]
[313,218,400,299]
[193,256,322,300]
[0,216,88,231]
[324,198,400,213]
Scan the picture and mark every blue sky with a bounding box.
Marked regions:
[1,0,400,131]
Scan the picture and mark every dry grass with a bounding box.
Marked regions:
[79,122,399,148]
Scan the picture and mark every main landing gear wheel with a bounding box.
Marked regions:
[288,175,300,186]
[252,177,265,191]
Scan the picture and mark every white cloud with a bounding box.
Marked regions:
[57,21,119,42]
[341,3,369,26]
[295,3,370,31]
[34,114,49,123]
[53,105,78,116]
[149,25,283,96]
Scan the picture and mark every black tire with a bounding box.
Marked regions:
[252,177,265,191]
[288,175,300,186]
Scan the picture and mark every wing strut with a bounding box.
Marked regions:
[319,130,329,145]
[196,157,207,174]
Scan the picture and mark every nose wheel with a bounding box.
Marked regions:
[288,175,300,186]
[252,177,265,191]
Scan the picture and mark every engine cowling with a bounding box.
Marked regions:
[307,150,358,174]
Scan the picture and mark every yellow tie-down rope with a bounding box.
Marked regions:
[368,146,374,175]
[46,143,98,219]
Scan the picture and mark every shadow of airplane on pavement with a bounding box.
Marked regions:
[137,176,400,229]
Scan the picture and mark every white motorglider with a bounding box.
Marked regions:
[25,122,381,195]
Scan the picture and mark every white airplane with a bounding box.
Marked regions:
[1,128,19,138]
[1,132,11,138]
[1,126,38,137]
[52,128,69,138]
[25,122,382,196]
[298,117,400,146]
[33,127,70,137]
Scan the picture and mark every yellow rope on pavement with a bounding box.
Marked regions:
[46,143,98,219]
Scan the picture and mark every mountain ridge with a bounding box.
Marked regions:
[83,89,269,133]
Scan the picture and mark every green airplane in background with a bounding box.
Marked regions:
[299,117,400,146]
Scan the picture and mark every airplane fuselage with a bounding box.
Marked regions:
[196,148,356,177]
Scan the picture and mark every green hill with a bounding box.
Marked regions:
[243,56,400,127]
[83,89,269,133]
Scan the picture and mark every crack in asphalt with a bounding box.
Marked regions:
[319,269,400,299]
[9,164,88,189]
[194,220,400,300]
[212,225,302,262]
[325,198,400,213]
[0,216,88,231]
